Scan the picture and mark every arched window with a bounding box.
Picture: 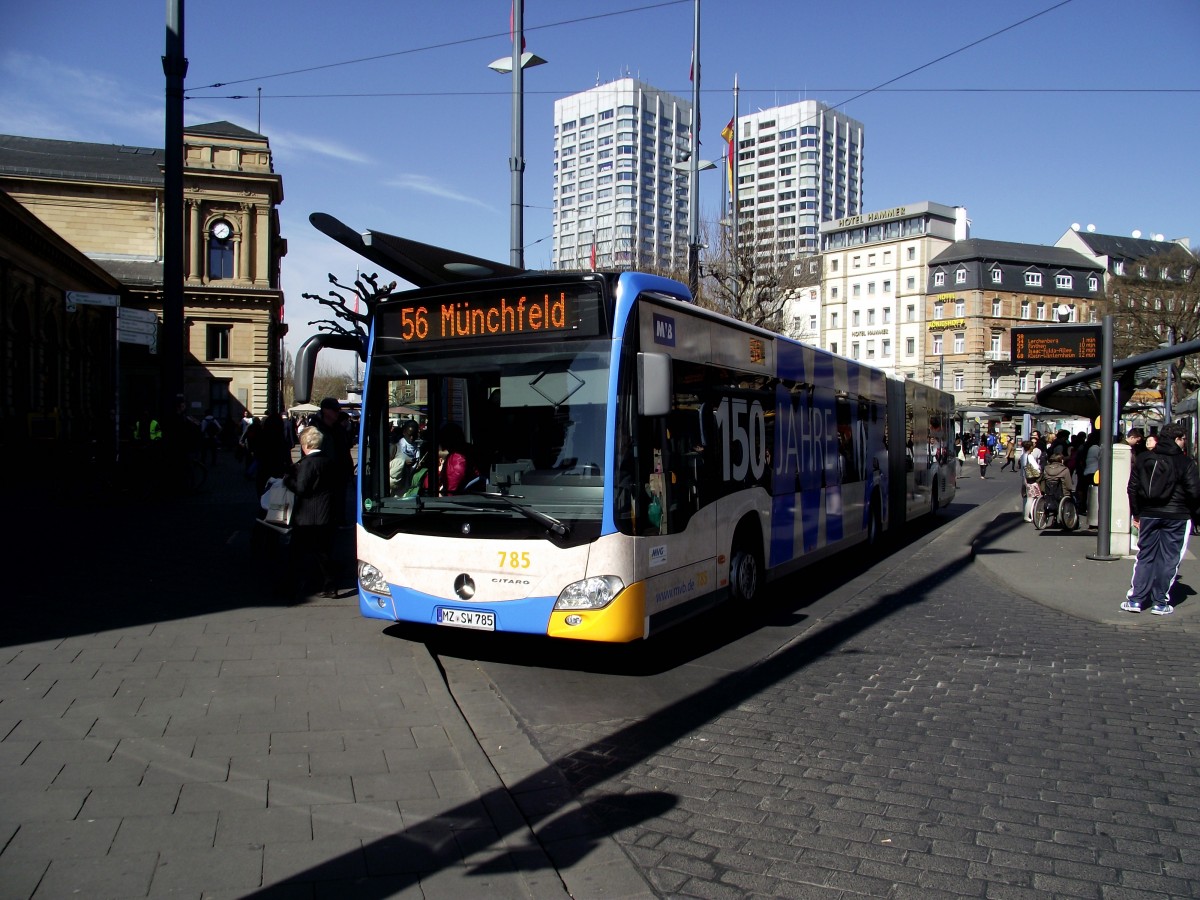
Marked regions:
[208,220,234,280]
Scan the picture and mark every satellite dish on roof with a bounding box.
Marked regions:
[1154,233,1164,242]
[1132,230,1142,238]
[1071,223,1080,231]
[1086,224,1096,232]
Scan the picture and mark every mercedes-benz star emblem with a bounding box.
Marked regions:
[454,574,476,600]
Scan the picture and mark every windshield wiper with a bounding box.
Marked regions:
[473,491,571,536]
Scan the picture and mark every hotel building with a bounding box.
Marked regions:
[819,201,969,377]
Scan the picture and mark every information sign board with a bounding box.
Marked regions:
[1010,325,1102,367]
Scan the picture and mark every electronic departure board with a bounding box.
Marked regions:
[1010,325,1102,367]
[378,283,603,346]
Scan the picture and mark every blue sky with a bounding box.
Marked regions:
[3,0,1197,366]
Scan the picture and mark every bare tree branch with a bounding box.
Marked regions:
[1108,245,1200,402]
[301,269,399,339]
[697,218,816,337]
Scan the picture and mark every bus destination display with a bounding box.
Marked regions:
[1010,325,1101,367]
[382,286,601,345]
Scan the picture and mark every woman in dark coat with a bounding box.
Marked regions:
[283,426,341,598]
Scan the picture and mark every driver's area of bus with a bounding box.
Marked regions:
[359,351,612,541]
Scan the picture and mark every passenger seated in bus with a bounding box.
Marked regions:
[389,421,420,494]
[437,423,481,494]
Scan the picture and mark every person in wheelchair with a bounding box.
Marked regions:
[1037,447,1077,528]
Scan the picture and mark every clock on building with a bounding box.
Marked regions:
[211,220,232,241]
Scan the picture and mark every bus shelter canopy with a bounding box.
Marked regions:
[1035,337,1200,419]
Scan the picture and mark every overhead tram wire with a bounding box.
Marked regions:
[824,0,1081,112]
[187,0,1110,107]
[186,0,690,92]
[187,87,1199,101]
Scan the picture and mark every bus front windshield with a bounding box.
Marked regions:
[359,340,612,545]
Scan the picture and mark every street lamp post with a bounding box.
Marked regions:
[686,0,701,297]
[487,1,546,270]
[162,0,187,410]
[674,157,715,288]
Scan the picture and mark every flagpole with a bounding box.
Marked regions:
[731,73,739,296]
[687,0,701,297]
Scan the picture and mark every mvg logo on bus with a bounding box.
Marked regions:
[653,313,675,347]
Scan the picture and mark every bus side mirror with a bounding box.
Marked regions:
[294,333,365,403]
[638,352,672,416]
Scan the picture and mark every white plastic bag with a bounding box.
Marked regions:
[261,477,294,526]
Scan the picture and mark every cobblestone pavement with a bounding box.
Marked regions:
[526,507,1200,899]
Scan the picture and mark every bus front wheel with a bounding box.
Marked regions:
[729,527,763,605]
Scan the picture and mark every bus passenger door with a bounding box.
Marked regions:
[635,363,723,626]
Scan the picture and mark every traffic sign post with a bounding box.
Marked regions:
[117,308,159,353]
[118,307,158,324]
[65,291,119,312]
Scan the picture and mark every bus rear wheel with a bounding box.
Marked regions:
[729,528,762,605]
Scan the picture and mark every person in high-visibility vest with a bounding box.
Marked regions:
[133,412,162,442]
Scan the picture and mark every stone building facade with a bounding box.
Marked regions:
[0,190,124,475]
[0,121,286,433]
[924,239,1104,417]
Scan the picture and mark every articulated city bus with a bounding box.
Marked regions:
[295,221,956,642]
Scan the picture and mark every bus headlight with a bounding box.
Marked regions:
[358,561,391,596]
[554,575,624,610]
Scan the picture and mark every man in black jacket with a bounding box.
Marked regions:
[1124,423,1200,615]
[284,426,341,598]
[315,397,355,525]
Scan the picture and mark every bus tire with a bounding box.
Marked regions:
[729,522,763,605]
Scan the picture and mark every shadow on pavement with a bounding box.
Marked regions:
[253,509,989,896]
[6,458,996,896]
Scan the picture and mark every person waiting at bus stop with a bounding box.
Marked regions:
[1123,423,1200,615]
[315,397,354,522]
[1039,446,1073,514]
[283,426,341,599]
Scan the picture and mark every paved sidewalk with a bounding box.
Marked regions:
[7,454,1195,898]
[973,483,1200,633]
[0,454,650,899]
